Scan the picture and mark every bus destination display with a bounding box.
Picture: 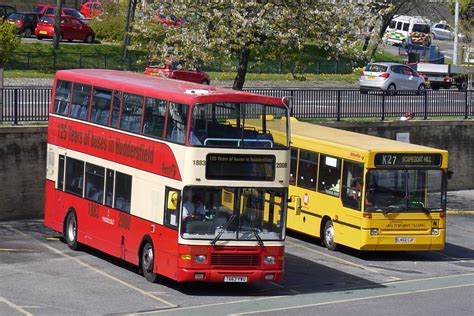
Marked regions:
[206,154,275,181]
[374,153,442,167]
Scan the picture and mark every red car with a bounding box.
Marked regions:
[145,62,210,85]
[33,4,87,21]
[80,1,103,19]
[35,15,95,43]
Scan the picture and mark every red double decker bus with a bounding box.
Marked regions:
[44,69,290,283]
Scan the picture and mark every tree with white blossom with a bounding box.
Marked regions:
[131,1,371,90]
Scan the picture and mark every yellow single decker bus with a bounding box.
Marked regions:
[287,119,448,251]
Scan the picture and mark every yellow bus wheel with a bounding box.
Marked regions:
[323,220,338,251]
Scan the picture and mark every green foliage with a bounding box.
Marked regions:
[89,0,127,43]
[0,21,20,67]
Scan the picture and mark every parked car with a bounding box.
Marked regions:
[4,12,41,38]
[359,62,426,94]
[145,61,210,84]
[35,15,95,43]
[0,4,16,19]
[33,4,86,21]
[80,1,103,19]
[431,22,455,40]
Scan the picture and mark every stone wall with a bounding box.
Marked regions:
[0,126,47,221]
[0,120,472,220]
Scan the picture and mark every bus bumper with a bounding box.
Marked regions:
[360,229,446,251]
[174,268,283,283]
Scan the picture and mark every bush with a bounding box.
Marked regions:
[89,0,127,43]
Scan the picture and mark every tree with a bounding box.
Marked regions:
[0,22,20,115]
[131,1,369,90]
[53,0,63,49]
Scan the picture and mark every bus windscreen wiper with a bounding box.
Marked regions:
[211,214,236,245]
[252,229,264,247]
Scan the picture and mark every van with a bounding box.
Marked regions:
[384,15,431,47]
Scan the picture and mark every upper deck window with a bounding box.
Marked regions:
[120,93,143,133]
[70,84,91,120]
[90,88,112,126]
[53,80,72,115]
[190,103,288,148]
[166,102,188,144]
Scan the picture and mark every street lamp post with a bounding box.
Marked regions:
[453,0,459,64]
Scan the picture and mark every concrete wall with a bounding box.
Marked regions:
[0,126,47,221]
[0,120,473,220]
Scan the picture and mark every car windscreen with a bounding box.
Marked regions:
[413,24,430,33]
[6,12,23,20]
[365,64,388,72]
[64,9,85,19]
[33,6,43,13]
[39,16,54,24]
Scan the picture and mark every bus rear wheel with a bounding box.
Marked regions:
[65,211,80,250]
[323,220,338,251]
[141,241,158,283]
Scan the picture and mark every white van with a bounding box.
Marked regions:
[384,15,431,47]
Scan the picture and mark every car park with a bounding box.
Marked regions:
[80,1,103,18]
[145,61,210,84]
[5,12,41,38]
[33,4,86,21]
[359,62,426,93]
[35,14,95,43]
[0,4,16,19]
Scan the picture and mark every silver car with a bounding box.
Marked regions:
[359,62,426,94]
[431,23,454,40]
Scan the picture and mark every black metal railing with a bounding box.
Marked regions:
[1,87,472,124]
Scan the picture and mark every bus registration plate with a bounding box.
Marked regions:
[224,276,248,283]
[395,237,415,243]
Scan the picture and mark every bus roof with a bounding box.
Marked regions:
[55,69,287,107]
[290,119,446,153]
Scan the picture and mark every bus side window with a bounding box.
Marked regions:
[341,161,364,210]
[57,155,65,190]
[164,187,180,229]
[85,163,105,204]
[166,102,188,144]
[120,93,143,134]
[90,88,112,126]
[53,80,72,115]
[70,84,91,120]
[297,149,318,191]
[114,171,132,213]
[65,157,85,197]
[110,91,122,128]
[318,155,341,196]
[289,148,298,186]
[143,97,166,139]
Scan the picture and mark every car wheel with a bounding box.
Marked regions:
[84,34,94,44]
[141,240,158,283]
[387,84,396,95]
[431,32,436,40]
[23,28,32,38]
[417,84,426,95]
[323,220,337,251]
[458,80,468,91]
[201,79,210,85]
[64,211,80,250]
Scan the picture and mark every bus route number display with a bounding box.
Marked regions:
[206,154,275,181]
[374,153,442,167]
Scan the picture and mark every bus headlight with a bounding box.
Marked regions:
[264,256,276,264]
[431,228,439,235]
[194,255,207,263]
[370,228,379,236]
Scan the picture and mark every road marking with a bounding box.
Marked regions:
[231,283,474,315]
[285,240,400,281]
[433,250,469,262]
[0,296,33,316]
[448,223,474,233]
[4,226,177,309]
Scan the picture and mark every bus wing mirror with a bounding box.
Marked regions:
[447,170,453,180]
[290,196,302,215]
[167,191,178,210]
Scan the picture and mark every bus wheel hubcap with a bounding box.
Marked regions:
[68,218,76,241]
[143,246,153,271]
[325,225,334,246]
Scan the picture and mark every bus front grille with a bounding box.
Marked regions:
[210,253,260,266]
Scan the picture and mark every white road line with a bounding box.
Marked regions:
[285,240,400,281]
[230,283,474,315]
[0,296,33,316]
[449,223,474,233]
[4,226,177,309]
[433,250,470,263]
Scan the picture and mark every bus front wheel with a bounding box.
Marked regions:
[323,220,338,251]
[141,241,158,283]
[65,211,80,250]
